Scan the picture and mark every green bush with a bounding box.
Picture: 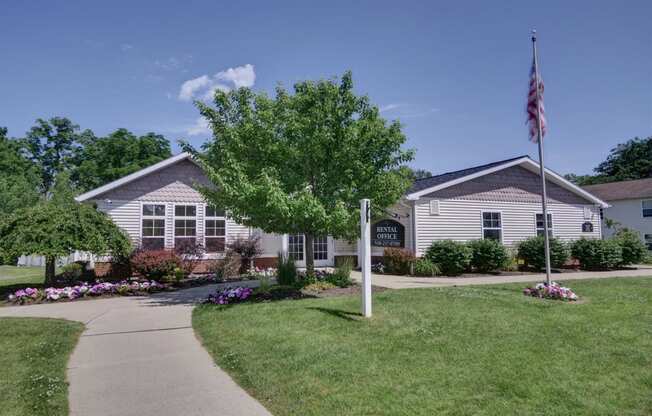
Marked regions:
[413,258,439,277]
[327,258,353,287]
[276,252,297,286]
[613,228,647,265]
[60,263,83,283]
[383,247,415,275]
[517,236,569,270]
[571,238,623,270]
[425,240,471,276]
[468,239,510,273]
[210,250,242,282]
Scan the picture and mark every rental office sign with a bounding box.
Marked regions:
[371,219,405,248]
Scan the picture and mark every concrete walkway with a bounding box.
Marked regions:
[351,266,652,289]
[0,282,271,416]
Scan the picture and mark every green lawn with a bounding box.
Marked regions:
[0,317,84,416]
[0,266,48,301]
[193,278,652,416]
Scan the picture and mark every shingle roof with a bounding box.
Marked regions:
[408,155,531,194]
[582,178,652,201]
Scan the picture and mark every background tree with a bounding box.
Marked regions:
[20,117,95,194]
[73,129,172,191]
[0,174,131,284]
[406,167,433,181]
[566,136,652,185]
[0,127,41,218]
[186,71,414,275]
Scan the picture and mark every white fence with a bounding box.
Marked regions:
[18,252,96,267]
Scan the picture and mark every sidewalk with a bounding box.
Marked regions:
[351,266,652,289]
[0,282,271,416]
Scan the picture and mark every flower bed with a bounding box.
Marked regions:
[523,282,578,301]
[8,280,167,304]
[205,286,254,305]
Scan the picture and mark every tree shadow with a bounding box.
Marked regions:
[306,306,363,321]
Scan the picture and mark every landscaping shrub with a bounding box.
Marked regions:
[326,259,353,287]
[276,252,297,286]
[228,235,263,272]
[413,258,439,277]
[468,239,510,273]
[383,247,415,275]
[571,238,622,270]
[174,240,206,276]
[130,249,183,280]
[425,240,471,276]
[60,263,83,283]
[517,236,569,270]
[211,250,242,282]
[613,228,647,266]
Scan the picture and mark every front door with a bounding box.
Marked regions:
[287,235,333,268]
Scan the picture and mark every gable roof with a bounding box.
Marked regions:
[406,155,609,208]
[75,152,194,202]
[582,177,652,201]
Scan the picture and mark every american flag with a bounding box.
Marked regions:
[527,58,546,142]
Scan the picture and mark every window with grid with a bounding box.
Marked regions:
[536,213,553,237]
[174,205,196,247]
[142,204,165,250]
[643,200,652,218]
[288,234,304,261]
[313,236,328,260]
[645,234,652,251]
[482,212,502,241]
[205,206,225,253]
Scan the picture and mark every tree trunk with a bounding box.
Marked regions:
[45,256,56,286]
[304,233,315,277]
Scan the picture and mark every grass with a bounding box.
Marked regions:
[194,277,652,416]
[0,266,48,302]
[0,317,84,416]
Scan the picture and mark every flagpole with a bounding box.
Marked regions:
[531,29,552,284]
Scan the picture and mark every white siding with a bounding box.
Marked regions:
[96,199,142,244]
[600,198,652,242]
[414,198,601,256]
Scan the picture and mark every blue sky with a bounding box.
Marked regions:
[2,0,650,176]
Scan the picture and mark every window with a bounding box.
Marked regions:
[205,206,225,253]
[642,200,652,218]
[482,212,502,241]
[645,234,652,251]
[536,213,553,237]
[288,234,304,261]
[141,204,165,250]
[174,205,196,247]
[429,200,440,215]
[314,236,328,260]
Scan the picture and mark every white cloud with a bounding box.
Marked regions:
[379,103,402,113]
[177,64,256,102]
[120,43,134,51]
[215,64,256,88]
[187,117,211,136]
[179,75,211,101]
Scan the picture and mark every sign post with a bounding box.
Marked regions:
[360,199,372,318]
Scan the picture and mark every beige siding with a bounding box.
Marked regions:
[414,198,601,255]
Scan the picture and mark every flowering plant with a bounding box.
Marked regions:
[8,280,166,304]
[523,281,578,301]
[206,286,253,305]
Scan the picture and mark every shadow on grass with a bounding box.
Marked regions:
[306,306,363,321]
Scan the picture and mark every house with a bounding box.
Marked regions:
[74,153,608,272]
[582,178,652,249]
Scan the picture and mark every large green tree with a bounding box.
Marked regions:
[187,71,414,274]
[567,136,652,185]
[0,127,41,219]
[73,129,172,191]
[20,117,95,194]
[0,174,131,284]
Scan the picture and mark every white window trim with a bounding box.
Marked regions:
[173,203,199,247]
[480,210,503,243]
[288,234,305,262]
[139,201,167,249]
[203,203,227,254]
[429,199,440,215]
[534,212,555,237]
[642,200,652,218]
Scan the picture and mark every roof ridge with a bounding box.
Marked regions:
[413,155,530,182]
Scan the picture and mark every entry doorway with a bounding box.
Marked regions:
[286,234,333,267]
